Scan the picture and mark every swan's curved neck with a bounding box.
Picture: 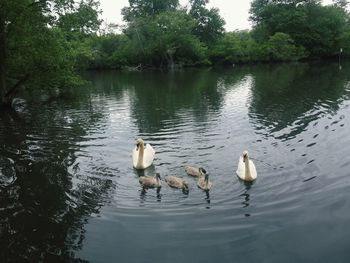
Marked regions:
[137,143,144,167]
[244,157,253,180]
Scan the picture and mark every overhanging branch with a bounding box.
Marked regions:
[5,73,30,100]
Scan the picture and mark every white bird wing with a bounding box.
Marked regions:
[143,143,155,168]
[249,160,257,178]
[132,145,139,168]
[236,157,245,178]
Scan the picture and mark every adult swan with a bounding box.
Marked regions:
[236,150,257,182]
[132,138,155,170]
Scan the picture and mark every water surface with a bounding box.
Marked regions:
[1,62,350,262]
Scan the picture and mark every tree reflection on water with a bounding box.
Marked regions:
[0,99,114,262]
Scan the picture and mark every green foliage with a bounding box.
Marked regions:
[81,34,133,69]
[123,10,208,67]
[211,31,307,64]
[249,0,349,57]
[122,0,179,21]
[266,32,306,61]
[211,31,261,64]
[57,0,102,34]
[332,0,348,8]
[338,30,350,56]
[189,0,225,45]
[0,0,101,106]
[3,0,350,108]
[110,0,223,67]
[9,27,81,87]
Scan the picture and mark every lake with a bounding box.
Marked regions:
[1,61,350,262]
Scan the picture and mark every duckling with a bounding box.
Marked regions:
[139,173,161,188]
[133,138,155,170]
[197,174,212,191]
[236,150,257,182]
[185,166,207,177]
[165,176,188,190]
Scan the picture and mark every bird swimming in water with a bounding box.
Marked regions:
[185,166,207,177]
[132,138,155,170]
[197,173,212,191]
[165,175,189,190]
[139,173,161,188]
[236,150,257,182]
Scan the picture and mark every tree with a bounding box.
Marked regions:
[211,31,263,64]
[332,0,348,8]
[189,0,225,45]
[124,10,207,67]
[249,0,348,58]
[122,0,179,21]
[57,0,102,34]
[82,33,133,69]
[0,0,101,108]
[266,32,306,61]
[119,0,226,67]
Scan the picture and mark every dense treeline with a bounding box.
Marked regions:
[84,0,350,69]
[1,0,350,107]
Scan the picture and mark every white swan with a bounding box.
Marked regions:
[132,138,155,170]
[236,150,257,182]
[197,174,212,190]
[139,173,161,188]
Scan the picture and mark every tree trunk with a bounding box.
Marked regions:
[166,48,175,70]
[0,11,9,108]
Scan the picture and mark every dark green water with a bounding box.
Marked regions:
[1,62,350,262]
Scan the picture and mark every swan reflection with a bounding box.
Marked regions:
[139,187,162,205]
[205,190,211,209]
[240,182,253,208]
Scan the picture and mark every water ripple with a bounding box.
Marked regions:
[2,66,350,262]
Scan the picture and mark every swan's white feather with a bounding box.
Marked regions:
[143,143,155,168]
[236,156,257,181]
[132,142,155,169]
